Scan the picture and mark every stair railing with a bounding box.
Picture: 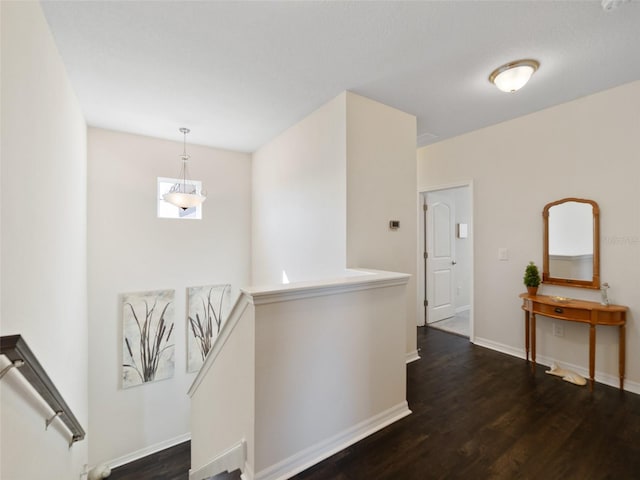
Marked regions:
[0,335,85,447]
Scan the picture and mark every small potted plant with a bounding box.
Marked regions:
[524,261,541,296]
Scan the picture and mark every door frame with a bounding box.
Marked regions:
[417,181,474,342]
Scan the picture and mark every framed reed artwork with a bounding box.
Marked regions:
[186,284,236,373]
[122,289,175,388]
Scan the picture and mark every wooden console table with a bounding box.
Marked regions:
[519,293,627,391]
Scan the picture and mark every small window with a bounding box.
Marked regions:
[157,177,203,220]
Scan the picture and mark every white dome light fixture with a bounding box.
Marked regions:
[163,127,207,210]
[489,59,540,93]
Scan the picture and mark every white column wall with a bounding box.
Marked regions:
[417,80,640,390]
[87,128,251,465]
[345,92,418,358]
[1,2,89,478]
[251,94,347,286]
[252,92,418,358]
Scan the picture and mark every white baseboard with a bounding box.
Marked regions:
[253,401,412,480]
[107,432,191,469]
[473,336,526,361]
[189,439,246,480]
[473,336,640,395]
[240,463,254,480]
[533,353,640,394]
[406,349,420,364]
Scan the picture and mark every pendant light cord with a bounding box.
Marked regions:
[183,130,187,191]
[180,127,191,193]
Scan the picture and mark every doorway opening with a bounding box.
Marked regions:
[419,183,473,340]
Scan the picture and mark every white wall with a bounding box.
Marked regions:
[252,92,418,358]
[252,277,409,477]
[345,92,418,357]
[1,2,89,478]
[418,80,640,390]
[251,94,347,286]
[87,128,251,465]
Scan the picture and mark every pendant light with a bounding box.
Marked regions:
[489,59,539,93]
[163,128,206,209]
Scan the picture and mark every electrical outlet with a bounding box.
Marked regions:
[553,323,564,337]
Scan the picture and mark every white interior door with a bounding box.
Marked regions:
[426,194,456,323]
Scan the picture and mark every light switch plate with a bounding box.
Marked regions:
[498,248,509,261]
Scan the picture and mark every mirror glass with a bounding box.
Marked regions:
[543,198,600,289]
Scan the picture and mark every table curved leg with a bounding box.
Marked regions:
[525,310,530,362]
[620,324,625,390]
[531,313,536,374]
[589,324,596,392]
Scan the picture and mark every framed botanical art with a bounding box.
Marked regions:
[122,289,175,388]
[187,284,236,372]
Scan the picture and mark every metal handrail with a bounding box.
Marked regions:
[0,335,85,446]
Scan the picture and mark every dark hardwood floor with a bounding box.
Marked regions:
[107,440,191,480]
[109,327,640,479]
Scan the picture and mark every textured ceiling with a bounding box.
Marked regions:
[40,1,640,152]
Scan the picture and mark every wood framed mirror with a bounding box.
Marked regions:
[543,198,600,289]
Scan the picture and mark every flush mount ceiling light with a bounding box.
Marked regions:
[163,127,206,209]
[489,59,540,93]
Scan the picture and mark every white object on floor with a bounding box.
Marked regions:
[545,362,587,386]
[88,464,111,480]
